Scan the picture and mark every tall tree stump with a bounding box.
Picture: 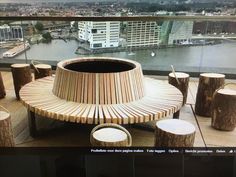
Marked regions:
[11,64,32,100]
[90,123,132,147]
[155,119,195,147]
[168,72,189,118]
[211,86,236,131]
[0,110,15,147]
[34,64,52,79]
[195,73,225,117]
[0,72,6,99]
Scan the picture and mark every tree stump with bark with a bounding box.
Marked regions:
[90,123,132,147]
[195,73,225,117]
[34,64,52,79]
[154,119,195,147]
[168,72,189,118]
[11,64,32,100]
[0,72,6,99]
[0,110,15,147]
[211,86,236,131]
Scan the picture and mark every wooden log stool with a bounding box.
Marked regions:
[11,64,32,100]
[33,64,52,79]
[90,123,132,147]
[195,73,225,117]
[211,83,236,131]
[0,107,15,147]
[168,72,189,118]
[0,72,6,99]
[154,119,195,147]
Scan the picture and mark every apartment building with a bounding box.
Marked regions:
[168,21,193,45]
[78,21,120,49]
[126,21,161,47]
[0,24,23,42]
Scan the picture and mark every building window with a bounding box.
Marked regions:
[91,29,97,33]
[93,43,102,48]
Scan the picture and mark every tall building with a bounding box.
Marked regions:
[168,21,193,45]
[0,24,23,42]
[159,21,172,45]
[78,21,89,41]
[126,21,161,47]
[78,21,120,49]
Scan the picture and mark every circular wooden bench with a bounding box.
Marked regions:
[195,73,225,117]
[90,123,132,147]
[154,119,196,147]
[20,57,183,137]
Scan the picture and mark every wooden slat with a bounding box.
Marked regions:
[99,74,105,104]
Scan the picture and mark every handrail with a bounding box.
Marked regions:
[1,15,236,22]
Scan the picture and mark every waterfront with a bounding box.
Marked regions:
[1,39,236,74]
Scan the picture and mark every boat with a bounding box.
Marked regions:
[128,52,135,56]
[3,42,30,58]
[180,40,193,45]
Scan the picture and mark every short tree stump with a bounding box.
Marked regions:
[155,119,195,147]
[195,73,225,117]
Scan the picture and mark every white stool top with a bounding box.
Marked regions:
[35,64,51,69]
[11,63,30,68]
[169,72,189,78]
[156,119,195,135]
[200,73,225,78]
[218,88,236,95]
[0,111,9,121]
[93,128,127,142]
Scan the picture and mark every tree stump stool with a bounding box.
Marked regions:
[0,72,6,99]
[195,73,225,117]
[154,119,195,147]
[34,64,52,79]
[211,84,236,131]
[0,110,15,147]
[90,123,132,147]
[11,64,32,100]
[168,72,189,118]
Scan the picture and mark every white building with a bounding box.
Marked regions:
[78,21,120,49]
[78,21,89,41]
[0,24,23,42]
[168,21,193,45]
[126,21,161,47]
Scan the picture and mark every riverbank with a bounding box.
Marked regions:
[75,39,222,55]
[1,39,236,77]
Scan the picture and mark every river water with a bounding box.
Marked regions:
[1,39,236,74]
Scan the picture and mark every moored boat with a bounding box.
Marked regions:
[3,42,30,58]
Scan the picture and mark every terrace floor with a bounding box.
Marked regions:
[1,71,236,147]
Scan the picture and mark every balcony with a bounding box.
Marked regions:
[0,71,235,147]
[1,15,236,147]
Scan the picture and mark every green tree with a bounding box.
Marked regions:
[35,22,44,33]
[42,32,52,43]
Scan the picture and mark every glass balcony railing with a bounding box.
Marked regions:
[1,16,236,77]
